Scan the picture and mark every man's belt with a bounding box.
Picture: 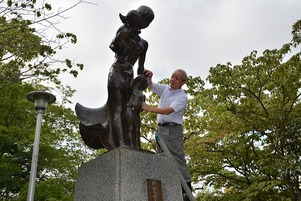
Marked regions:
[158,122,181,126]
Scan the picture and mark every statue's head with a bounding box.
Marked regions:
[133,74,148,91]
[120,10,142,28]
[127,10,142,28]
[137,5,154,29]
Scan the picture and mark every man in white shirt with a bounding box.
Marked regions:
[142,69,192,200]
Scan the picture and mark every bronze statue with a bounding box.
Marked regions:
[75,5,154,150]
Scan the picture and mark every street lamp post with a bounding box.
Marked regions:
[26,91,56,201]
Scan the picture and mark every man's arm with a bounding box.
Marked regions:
[142,102,174,114]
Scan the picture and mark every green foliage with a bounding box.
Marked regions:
[0,0,84,90]
[0,1,99,200]
[0,79,95,200]
[141,19,301,201]
[17,178,74,201]
[190,20,301,201]
[292,19,301,47]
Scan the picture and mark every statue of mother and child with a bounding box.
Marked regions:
[75,5,154,150]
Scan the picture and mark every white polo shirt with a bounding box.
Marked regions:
[152,82,187,125]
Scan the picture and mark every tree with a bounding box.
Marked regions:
[188,19,301,201]
[141,19,301,201]
[0,80,95,200]
[0,1,104,200]
[0,0,86,90]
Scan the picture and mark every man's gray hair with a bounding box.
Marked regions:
[176,69,188,81]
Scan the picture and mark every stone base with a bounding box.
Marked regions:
[74,147,183,201]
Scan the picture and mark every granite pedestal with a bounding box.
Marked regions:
[74,147,183,201]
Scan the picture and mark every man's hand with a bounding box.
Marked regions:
[141,102,149,111]
[143,69,153,88]
[144,69,153,79]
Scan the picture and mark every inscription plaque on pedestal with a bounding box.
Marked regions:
[147,179,163,201]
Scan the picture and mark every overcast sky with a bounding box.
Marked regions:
[53,0,301,109]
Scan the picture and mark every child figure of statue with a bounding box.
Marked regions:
[126,74,148,149]
[110,10,143,62]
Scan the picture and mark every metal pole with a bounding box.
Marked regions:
[26,91,56,201]
[27,107,44,201]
